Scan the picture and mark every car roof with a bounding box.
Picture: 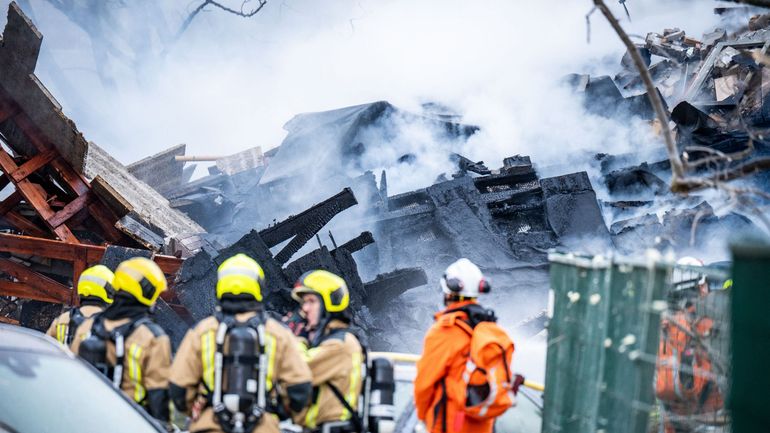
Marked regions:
[0,324,71,356]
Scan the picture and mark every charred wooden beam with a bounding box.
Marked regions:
[363,267,428,310]
[333,231,375,255]
[259,188,358,264]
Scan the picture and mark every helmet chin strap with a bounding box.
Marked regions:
[310,313,332,347]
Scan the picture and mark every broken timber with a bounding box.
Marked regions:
[0,232,182,305]
[258,188,358,264]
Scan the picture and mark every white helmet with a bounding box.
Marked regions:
[672,256,706,288]
[440,258,490,298]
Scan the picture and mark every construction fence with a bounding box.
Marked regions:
[543,250,735,433]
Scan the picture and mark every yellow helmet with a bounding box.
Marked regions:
[77,265,115,304]
[216,254,266,301]
[292,270,349,313]
[112,257,167,306]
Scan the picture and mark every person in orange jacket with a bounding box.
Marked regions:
[414,258,521,433]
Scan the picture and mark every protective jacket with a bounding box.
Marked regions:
[414,300,496,433]
[46,302,104,346]
[71,300,171,422]
[294,319,364,430]
[169,311,312,433]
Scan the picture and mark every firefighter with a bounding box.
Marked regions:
[46,264,114,346]
[656,257,726,433]
[414,258,520,433]
[169,254,312,433]
[287,270,365,433]
[71,257,172,425]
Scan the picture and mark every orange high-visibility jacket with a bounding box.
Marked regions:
[414,300,495,433]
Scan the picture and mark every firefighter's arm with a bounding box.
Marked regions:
[298,339,349,385]
[169,329,202,414]
[69,317,93,355]
[45,317,58,340]
[143,334,172,422]
[413,328,455,422]
[276,332,313,413]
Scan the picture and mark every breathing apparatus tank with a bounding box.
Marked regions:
[213,318,267,433]
[366,357,396,433]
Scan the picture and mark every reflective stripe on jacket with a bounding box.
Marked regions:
[170,313,311,433]
[414,301,495,433]
[295,320,363,429]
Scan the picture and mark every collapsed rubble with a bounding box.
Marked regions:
[3,3,770,353]
[564,6,770,256]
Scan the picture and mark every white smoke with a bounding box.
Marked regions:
[0,0,726,183]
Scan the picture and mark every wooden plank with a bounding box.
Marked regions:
[50,158,89,196]
[0,315,20,325]
[2,211,49,238]
[67,206,91,228]
[0,147,79,242]
[0,191,21,215]
[10,113,90,195]
[71,247,87,306]
[0,258,71,303]
[91,175,133,218]
[10,149,56,182]
[86,201,124,243]
[0,232,183,275]
[48,191,92,228]
[0,280,63,304]
[0,232,103,262]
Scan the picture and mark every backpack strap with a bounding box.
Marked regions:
[442,304,497,329]
[432,378,448,433]
[326,382,364,433]
[66,307,85,345]
[317,328,368,432]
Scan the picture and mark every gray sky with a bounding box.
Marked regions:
[0,0,726,175]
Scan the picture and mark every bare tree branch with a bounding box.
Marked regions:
[676,157,770,189]
[591,0,686,183]
[178,0,268,38]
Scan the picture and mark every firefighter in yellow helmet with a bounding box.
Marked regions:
[287,270,365,432]
[46,264,114,346]
[169,253,312,433]
[71,257,172,425]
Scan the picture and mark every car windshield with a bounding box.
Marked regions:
[0,349,161,433]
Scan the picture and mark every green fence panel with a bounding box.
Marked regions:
[544,252,730,433]
[730,242,770,433]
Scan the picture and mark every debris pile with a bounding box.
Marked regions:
[3,3,770,352]
[566,7,770,255]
